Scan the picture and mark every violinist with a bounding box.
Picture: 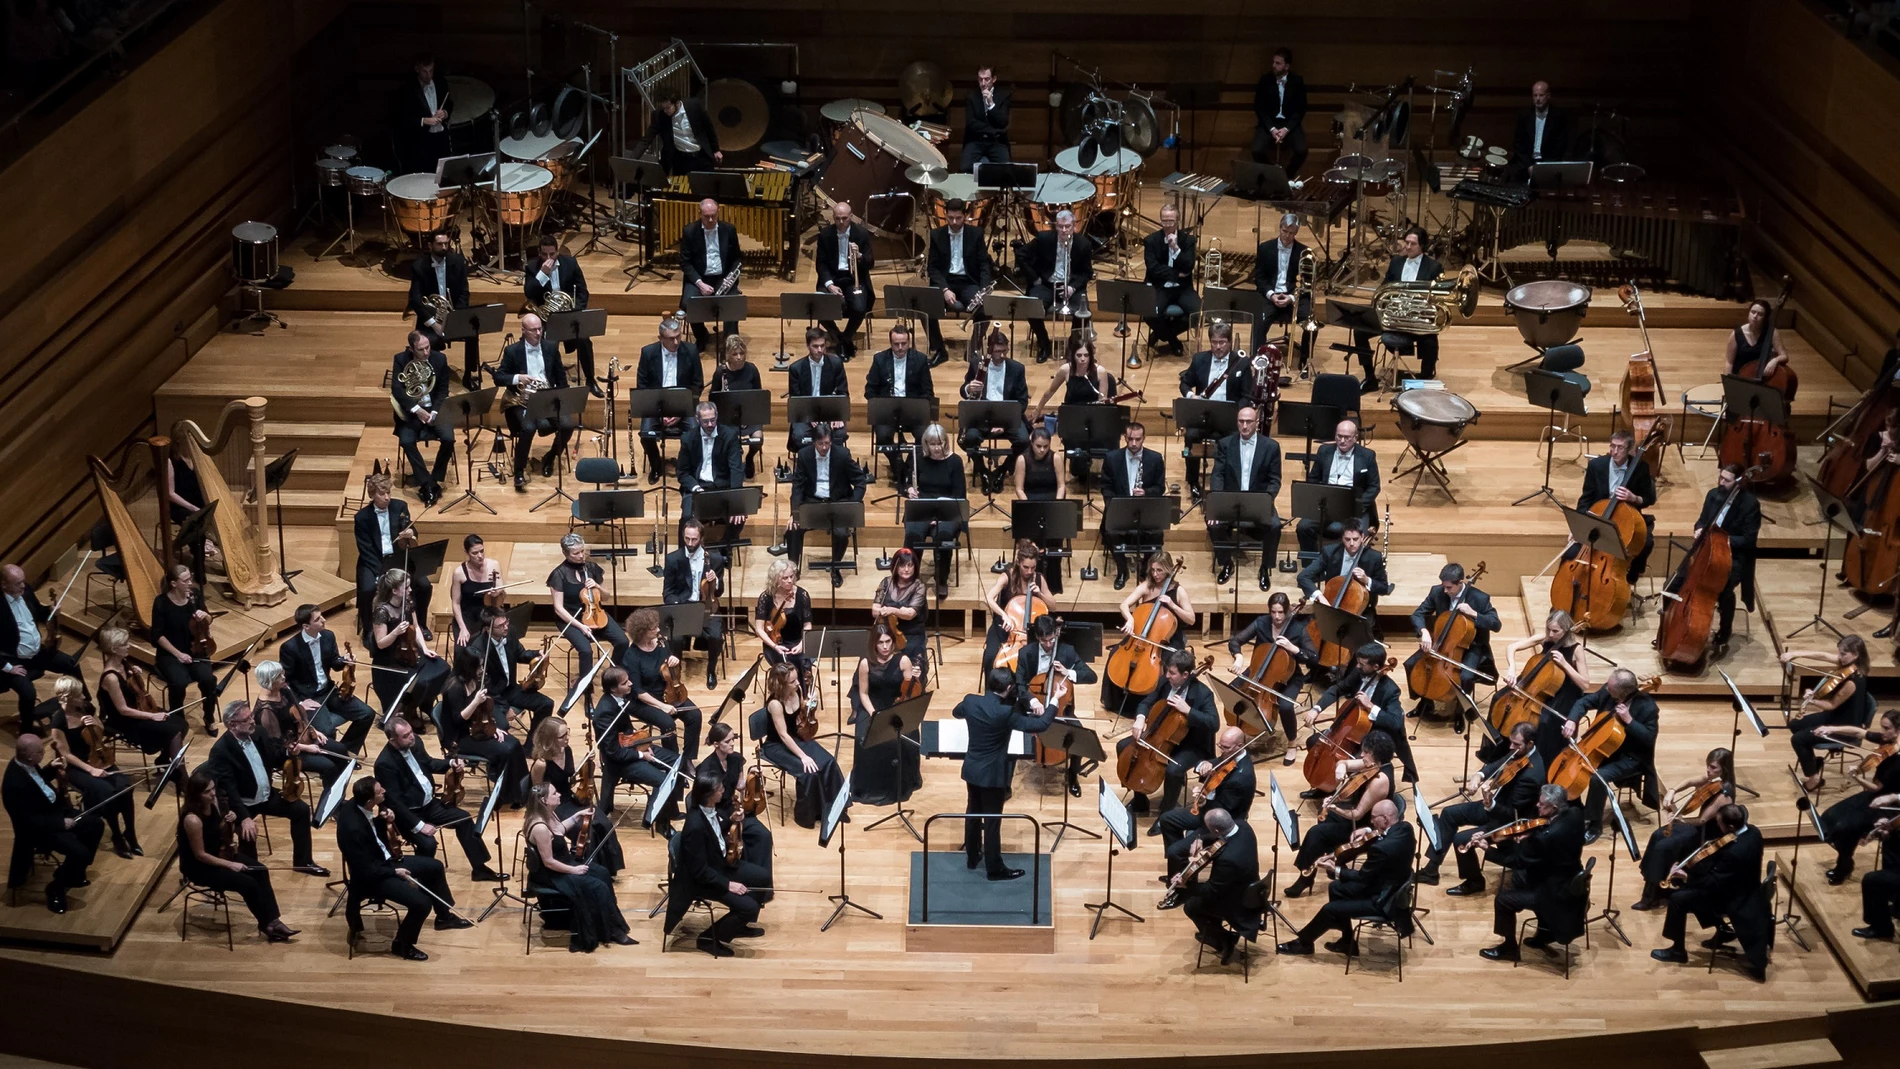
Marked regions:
[1725,299,1791,394]
[786,422,868,584]
[178,768,297,942]
[786,326,851,452]
[749,662,842,829]
[851,623,923,809]
[1229,591,1317,756]
[1013,615,1098,796]
[865,323,935,488]
[1156,726,1254,869]
[1493,610,1590,765]
[335,777,470,961]
[905,423,969,596]
[1102,552,1196,719]
[1817,708,1900,885]
[1403,562,1501,724]
[668,772,764,958]
[709,335,765,478]
[1418,722,1545,894]
[93,626,186,782]
[374,717,499,882]
[1650,803,1769,981]
[1305,643,1415,785]
[467,609,554,732]
[277,604,376,754]
[1684,463,1762,658]
[523,781,635,952]
[151,565,217,734]
[1285,729,1396,898]
[960,329,1033,494]
[1477,784,1586,962]
[1782,634,1875,793]
[1296,421,1380,553]
[955,667,1059,881]
[526,717,624,875]
[697,721,773,889]
[1206,403,1283,589]
[754,559,815,692]
[1854,786,1900,943]
[253,660,350,791]
[663,518,727,690]
[447,534,501,647]
[1101,422,1166,590]
[2,733,103,913]
[1174,807,1260,965]
[1014,427,1071,594]
[1178,323,1254,499]
[983,540,1049,678]
[677,403,747,547]
[1564,667,1660,843]
[1296,517,1393,618]
[1573,429,1657,580]
[353,473,432,633]
[368,568,444,719]
[1277,799,1414,958]
[44,678,138,858]
[621,607,704,763]
[204,701,328,878]
[591,667,683,835]
[1,562,82,719]
[549,533,628,694]
[437,649,528,807]
[1116,649,1219,816]
[873,549,929,671]
[1634,747,1735,911]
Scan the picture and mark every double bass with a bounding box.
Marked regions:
[1405,561,1488,704]
[1656,466,1759,668]
[1716,279,1797,485]
[1841,431,1900,595]
[1103,558,1185,699]
[1115,655,1214,796]
[1816,327,1900,497]
[1617,282,1671,480]
[1302,656,1395,791]
[1546,675,1661,799]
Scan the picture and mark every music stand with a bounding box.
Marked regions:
[865,397,936,506]
[442,302,507,387]
[1203,491,1280,608]
[311,755,355,826]
[1721,374,1790,438]
[1554,505,1630,623]
[1717,668,1769,801]
[957,398,1027,517]
[1582,780,1639,947]
[1290,481,1358,554]
[1780,765,1822,951]
[797,498,866,617]
[1788,475,1857,641]
[1201,287,1267,354]
[686,171,748,201]
[1172,398,1239,516]
[1513,370,1589,507]
[143,741,190,810]
[1101,495,1178,569]
[800,625,867,744]
[437,152,504,278]
[644,601,707,651]
[787,396,851,453]
[397,540,450,616]
[1528,161,1594,191]
[521,385,591,512]
[261,449,303,592]
[859,692,931,840]
[1095,280,1157,373]
[1277,401,1342,468]
[1084,778,1141,939]
[173,499,218,587]
[1055,402,1130,522]
[983,296,1047,357]
[575,489,646,567]
[1039,720,1105,851]
[439,387,501,516]
[818,779,878,930]
[1309,602,1374,658]
[1011,500,1081,574]
[1259,772,1303,941]
[778,292,846,369]
[610,154,670,286]
[544,308,608,384]
[683,294,749,360]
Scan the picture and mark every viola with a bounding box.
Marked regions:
[1104,559,1185,697]
[901,651,927,702]
[1663,830,1739,888]
[577,582,609,630]
[1656,467,1759,668]
[380,807,405,860]
[1191,758,1236,817]
[189,602,214,660]
[1662,778,1726,834]
[1405,561,1488,704]
[1156,834,1225,910]
[793,691,820,742]
[739,767,766,817]
[572,716,599,806]
[467,690,499,741]
[1547,675,1661,799]
[522,635,557,692]
[699,567,720,611]
[661,649,689,706]
[1321,762,1380,815]
[1486,645,1571,738]
[1115,655,1214,796]
[122,662,157,713]
[1307,552,1374,670]
[1458,816,1549,853]
[337,642,359,703]
[725,800,746,866]
[80,711,115,771]
[1302,657,1396,791]
[278,700,308,803]
[395,600,424,668]
[442,743,466,807]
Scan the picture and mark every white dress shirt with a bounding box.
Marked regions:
[5,593,38,665]
[673,106,700,153]
[1607,458,1634,499]
[814,455,832,499]
[984,360,1007,401]
[835,227,851,270]
[1207,355,1230,401]
[1273,241,1294,292]
[1275,75,1288,121]
[1327,448,1357,487]
[401,748,435,811]
[360,804,392,859]
[1125,449,1143,491]
[375,507,393,555]
[660,347,678,388]
[1533,111,1548,158]
[948,228,966,276]
[687,549,706,601]
[698,430,716,482]
[804,355,825,396]
[303,631,328,687]
[423,81,438,117]
[1053,238,1071,285]
[702,225,723,276]
[536,261,563,294]
[1399,256,1423,283]
[23,763,53,802]
[701,804,726,854]
[1238,435,1258,491]
[237,738,271,806]
[523,340,547,383]
[890,353,909,398]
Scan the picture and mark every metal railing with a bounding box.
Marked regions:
[919,812,1043,924]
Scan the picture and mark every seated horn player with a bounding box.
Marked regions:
[389,331,453,507]
[497,312,578,493]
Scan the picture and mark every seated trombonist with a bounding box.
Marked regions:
[1252,213,1314,369]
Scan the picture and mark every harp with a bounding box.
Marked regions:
[86,442,168,633]
[166,397,287,608]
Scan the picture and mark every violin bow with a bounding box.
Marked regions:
[39,550,92,656]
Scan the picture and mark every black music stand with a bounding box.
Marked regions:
[1040,721,1106,852]
[397,539,450,613]
[1277,400,1343,468]
[859,692,931,840]
[261,450,303,592]
[882,286,953,358]
[623,386,697,557]
[522,385,591,513]
[1061,621,1105,662]
[1203,491,1280,612]
[643,603,707,682]
[818,780,878,930]
[1084,778,1141,939]
[982,296,1047,356]
[1513,370,1588,508]
[1011,499,1082,576]
[1557,505,1630,624]
[796,500,866,605]
[1290,480,1357,559]
[1172,398,1240,516]
[1095,280,1156,374]
[1788,475,1857,641]
[1055,403,1131,526]
[686,171,748,201]
[956,399,1027,519]
[574,490,646,577]
[1309,602,1374,659]
[1101,495,1178,569]
[865,397,936,506]
[1721,374,1790,439]
[778,292,845,369]
[440,386,501,516]
[443,304,507,386]
[709,387,770,476]
[683,294,749,360]
[610,154,670,286]
[1324,300,1382,379]
[544,307,608,384]
[901,498,971,586]
[787,396,851,455]
[1201,286,1267,355]
[801,626,869,743]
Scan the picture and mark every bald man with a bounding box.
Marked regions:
[1512,81,1572,176]
[1154,726,1256,873]
[3,734,103,912]
[680,199,743,350]
[814,201,874,359]
[1,564,81,718]
[1277,799,1415,957]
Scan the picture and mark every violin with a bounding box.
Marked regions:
[661,648,689,706]
[1662,778,1726,834]
[467,689,499,741]
[993,571,1049,674]
[739,766,766,817]
[189,601,214,660]
[577,582,609,630]
[793,689,820,742]
[1028,659,1075,767]
[79,706,115,771]
[442,743,466,807]
[1308,548,1374,669]
[1405,561,1488,704]
[573,716,599,806]
[699,567,720,612]
[1715,277,1797,484]
[279,700,309,804]
[1459,815,1549,853]
[337,642,359,703]
[216,810,241,861]
[1662,830,1739,888]
[1302,657,1395,791]
[901,651,927,701]
[1321,762,1381,816]
[380,807,405,860]
[1104,558,1185,698]
[1657,466,1760,668]
[394,597,423,668]
[1547,675,1661,799]
[522,635,557,692]
[1156,834,1225,910]
[1486,644,1572,738]
[122,661,157,714]
[1115,655,1214,796]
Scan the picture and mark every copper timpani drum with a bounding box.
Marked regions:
[1394,389,1480,452]
[922,172,991,228]
[488,162,555,228]
[385,173,461,235]
[501,132,581,189]
[1503,280,1593,349]
[1055,145,1141,213]
[1024,173,1098,231]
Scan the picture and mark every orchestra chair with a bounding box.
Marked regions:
[5,842,59,907]
[1374,333,1418,389]
[1309,373,1362,426]
[1193,875,1271,982]
[1514,855,1596,979]
[651,831,716,951]
[1346,874,1421,981]
[513,829,572,955]
[569,457,626,535]
[335,854,404,960]
[178,873,236,950]
[1816,701,1878,777]
[82,523,127,616]
[1706,860,1779,977]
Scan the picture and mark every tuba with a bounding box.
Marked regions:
[392,356,437,418]
[1373,264,1480,335]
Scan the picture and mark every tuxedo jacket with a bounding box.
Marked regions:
[953,691,1055,789]
[277,629,350,703]
[963,85,1011,142]
[466,632,536,693]
[679,222,742,288]
[1143,228,1197,290]
[335,802,403,893]
[1102,447,1166,499]
[651,98,721,171]
[1298,542,1395,598]
[1579,453,1657,512]
[496,339,572,393]
[1211,434,1282,498]
[961,359,1030,408]
[0,588,50,665]
[205,732,289,822]
[1305,443,1382,515]
[406,253,470,325]
[389,351,450,424]
[1253,72,1308,131]
[374,741,452,829]
[1181,349,1256,403]
[662,548,729,605]
[1252,238,1311,294]
[927,226,993,288]
[636,341,705,397]
[791,446,868,507]
[1019,230,1094,288]
[677,424,744,494]
[1512,107,1573,165]
[353,499,418,573]
[814,223,875,292]
[1407,584,1502,665]
[523,253,590,310]
[1383,255,1443,286]
[865,348,934,399]
[786,354,850,399]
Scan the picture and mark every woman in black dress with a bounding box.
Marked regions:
[753,558,815,695]
[902,423,968,598]
[447,533,503,647]
[1782,634,1876,792]
[251,660,350,790]
[1634,747,1735,910]
[46,678,139,858]
[1495,609,1593,765]
[1033,339,1116,480]
[1101,551,1196,719]
[1724,298,1791,397]
[981,540,1050,679]
[696,722,773,896]
[750,662,843,828]
[850,624,923,808]
[438,649,529,807]
[177,768,297,941]
[522,781,635,952]
[94,626,186,780]
[711,334,766,477]
[872,549,928,682]
[368,567,443,719]
[527,717,625,874]
[1012,426,1070,593]
[1817,708,1900,884]
[548,532,628,693]
[150,565,216,734]
[621,607,702,762]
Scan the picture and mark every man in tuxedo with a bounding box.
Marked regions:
[1297,420,1381,553]
[1177,808,1262,964]
[3,734,102,913]
[864,324,936,488]
[814,200,874,359]
[1207,404,1284,589]
[1403,562,1502,722]
[205,701,328,877]
[522,234,599,396]
[954,667,1058,879]
[961,65,1011,172]
[1101,421,1167,589]
[1020,211,1092,362]
[1251,47,1308,176]
[335,777,470,962]
[1252,213,1314,366]
[663,519,728,689]
[636,316,707,485]
[1,564,81,719]
[667,772,761,957]
[466,610,556,731]
[1298,518,1394,615]
[1566,669,1662,842]
[1512,81,1573,177]
[1142,205,1198,355]
[1350,226,1443,386]
[391,53,452,176]
[1179,322,1255,498]
[1482,784,1587,961]
[1574,428,1658,580]
[591,669,683,831]
[786,424,866,584]
[1116,650,1222,815]
[959,329,1032,490]
[406,229,475,386]
[1278,799,1415,957]
[496,312,578,491]
[277,604,376,754]
[679,199,743,349]
[652,85,722,176]
[785,326,851,452]
[925,200,993,363]
[353,472,433,631]
[1688,463,1761,656]
[1650,803,1770,981]
[1010,616,1099,797]
[677,402,746,541]
[1154,726,1255,864]
[389,332,453,506]
[1419,722,1545,891]
[373,717,497,881]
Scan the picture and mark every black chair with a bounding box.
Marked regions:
[650,831,715,952]
[570,457,625,534]
[1309,373,1362,427]
[1346,875,1420,981]
[178,874,236,950]
[1515,855,1596,979]
[1707,860,1778,976]
[514,829,572,955]
[6,839,58,907]
[1192,875,1271,981]
[329,855,403,960]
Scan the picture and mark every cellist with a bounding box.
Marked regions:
[1782,634,1875,793]
[1403,562,1501,725]
[1011,615,1098,797]
[1116,648,1218,816]
[1227,591,1317,763]
[1572,429,1656,581]
[1296,517,1393,617]
[1418,721,1544,895]
[1563,667,1660,843]
[1304,642,1415,784]
[1681,463,1761,659]
[1490,610,1591,765]
[1101,552,1197,719]
[1156,726,1254,877]
[982,540,1048,678]
[1284,729,1396,898]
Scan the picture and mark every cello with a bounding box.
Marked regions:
[1232,610,1304,714]
[1027,659,1075,767]
[1716,279,1798,484]
[1486,644,1573,738]
[1586,424,1667,560]
[1103,557,1186,700]
[1656,465,1759,668]
[1302,656,1395,791]
[992,568,1049,674]
[1115,655,1213,796]
[1547,674,1661,799]
[1307,548,1374,670]
[1405,561,1488,704]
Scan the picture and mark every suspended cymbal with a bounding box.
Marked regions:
[898,60,952,113]
[1120,93,1159,158]
[706,77,768,151]
[905,164,951,187]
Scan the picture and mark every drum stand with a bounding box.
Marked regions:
[1471,205,1513,288]
[316,185,367,262]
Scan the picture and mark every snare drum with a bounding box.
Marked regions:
[1024,173,1097,231]
[488,162,554,228]
[923,173,991,228]
[316,157,351,188]
[231,222,280,283]
[385,173,461,234]
[1394,389,1480,455]
[345,165,388,197]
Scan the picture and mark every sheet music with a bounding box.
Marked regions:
[923,720,1034,757]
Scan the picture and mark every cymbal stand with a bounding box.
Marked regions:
[1472,205,1512,288]
[574,63,622,258]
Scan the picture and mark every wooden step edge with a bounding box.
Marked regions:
[1698,1038,1842,1069]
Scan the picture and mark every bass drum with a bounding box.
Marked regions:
[820,110,945,232]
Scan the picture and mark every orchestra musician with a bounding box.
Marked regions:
[373,717,499,882]
[668,771,764,958]
[850,623,923,809]
[591,667,682,836]
[1173,807,1261,965]
[621,607,704,763]
[1179,323,1255,500]
[1115,649,1219,816]
[253,660,351,792]
[335,777,471,962]
[1229,592,1317,754]
[787,423,867,585]
[865,323,936,488]
[1573,429,1658,581]
[525,717,625,875]
[1013,426,1070,593]
[815,201,874,359]
[436,648,528,808]
[1306,644,1417,785]
[904,424,968,594]
[43,678,137,858]
[960,330,1033,494]
[1102,553,1197,719]
[1142,204,1197,355]
[1101,423,1167,590]
[2,562,82,719]
[1012,615,1098,797]
[663,519,727,690]
[389,332,453,506]
[93,627,187,782]
[677,403,747,550]
[787,325,852,452]
[1207,403,1283,590]
[1565,668,1661,843]
[1297,516,1393,617]
[754,559,815,689]
[150,565,217,734]
[1252,213,1314,367]
[3,733,103,913]
[354,473,432,634]
[1403,562,1501,723]
[367,568,445,718]
[983,541,1047,678]
[679,199,743,350]
[1478,784,1587,962]
[925,199,994,364]
[1418,722,1544,893]
[1853,784,1900,942]
[1348,226,1441,387]
[1496,610,1592,765]
[447,534,500,648]
[405,229,474,386]
[1020,210,1093,363]
[495,312,578,492]
[465,608,555,734]
[1251,47,1308,176]
[1031,338,1113,469]
[1681,463,1761,658]
[1511,80,1573,176]
[178,768,297,942]
[1277,799,1414,958]
[548,533,627,693]
[749,661,842,829]
[636,316,706,486]
[204,700,328,878]
[697,721,774,891]
[874,549,930,670]
[1296,421,1380,553]
[523,234,599,395]
[1783,635,1874,793]
[955,667,1058,880]
[1817,708,1900,885]
[1284,730,1397,898]
[1634,748,1735,911]
[709,334,765,477]
[960,64,1011,172]
[1649,803,1769,981]
[652,85,721,175]
[391,53,452,176]
[1726,299,1792,393]
[522,781,635,952]
[1155,726,1254,863]
[277,604,376,755]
